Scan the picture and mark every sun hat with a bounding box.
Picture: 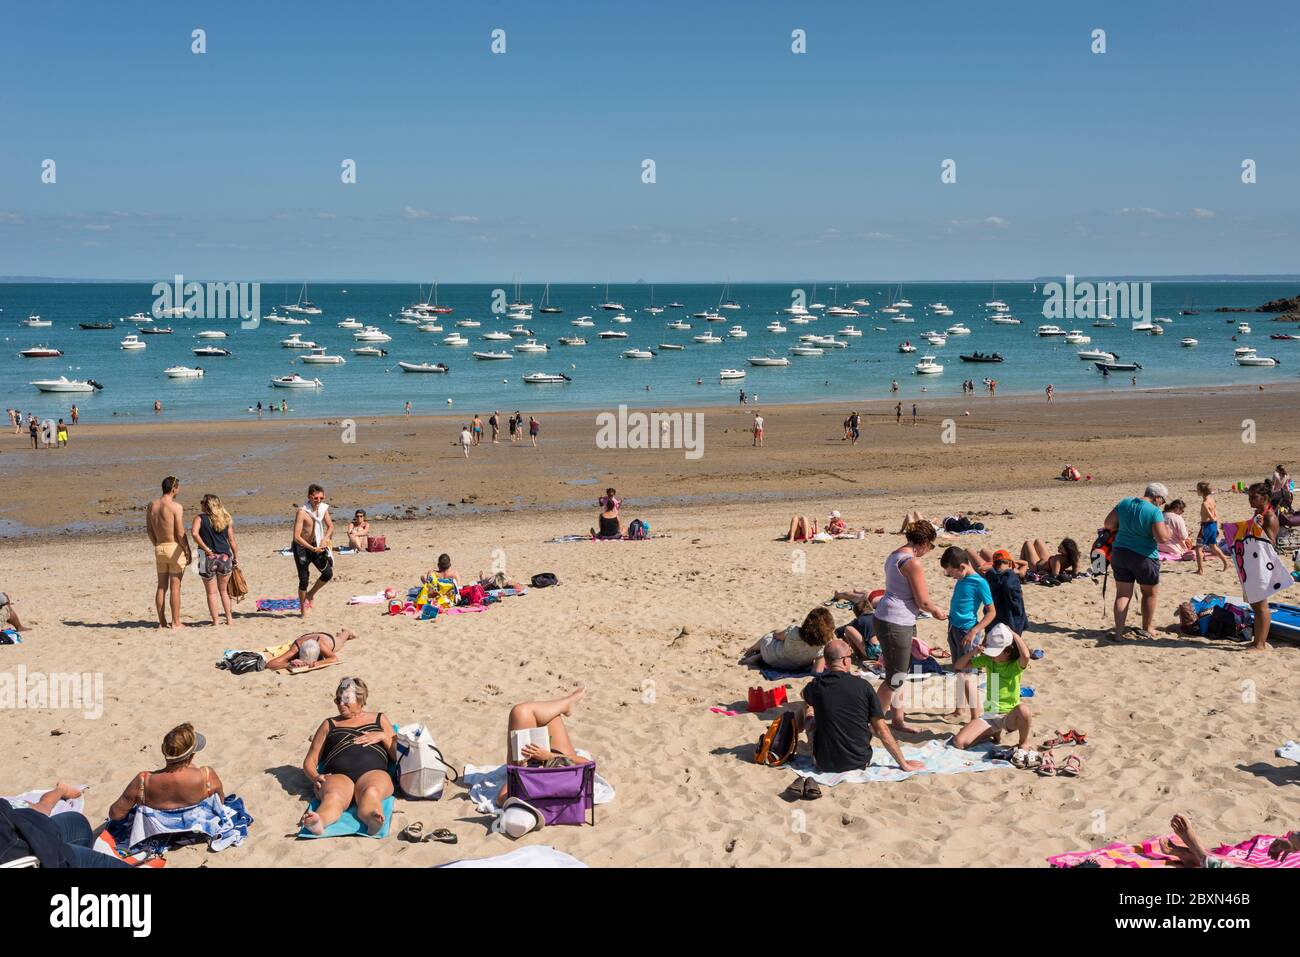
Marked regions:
[491,797,545,839]
[163,730,206,762]
[982,623,1014,656]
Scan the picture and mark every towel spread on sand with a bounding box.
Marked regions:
[256,597,301,612]
[107,793,252,854]
[1277,740,1300,763]
[348,592,389,605]
[788,739,1012,785]
[545,534,667,543]
[4,785,88,816]
[1211,835,1300,868]
[439,845,587,868]
[1223,516,1295,604]
[297,795,395,840]
[464,752,615,815]
[1048,834,1298,869]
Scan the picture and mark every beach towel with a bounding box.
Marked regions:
[3,785,87,816]
[439,845,587,868]
[297,795,395,840]
[348,592,389,605]
[544,534,668,544]
[262,642,293,658]
[1223,516,1295,604]
[787,739,1012,786]
[1211,835,1300,868]
[487,587,527,599]
[106,793,252,854]
[759,665,816,681]
[464,752,615,815]
[256,597,301,612]
[1047,841,1176,869]
[1276,741,1300,764]
[0,628,21,645]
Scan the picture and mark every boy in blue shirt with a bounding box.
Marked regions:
[940,547,997,723]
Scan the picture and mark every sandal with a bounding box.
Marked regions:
[1065,729,1088,745]
[429,828,458,844]
[1130,627,1154,640]
[1060,754,1083,777]
[1036,752,1058,776]
[1011,748,1029,769]
[1041,731,1073,750]
[783,777,807,800]
[802,779,823,801]
[399,822,426,843]
[1022,750,1043,770]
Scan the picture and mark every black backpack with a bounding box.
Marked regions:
[218,651,266,674]
[1205,605,1249,643]
[530,573,559,588]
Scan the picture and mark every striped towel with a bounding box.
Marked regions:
[256,597,301,612]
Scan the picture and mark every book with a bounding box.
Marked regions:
[509,727,550,762]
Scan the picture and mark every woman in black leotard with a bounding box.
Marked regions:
[301,677,396,835]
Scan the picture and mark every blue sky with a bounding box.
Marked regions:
[1,1,1297,281]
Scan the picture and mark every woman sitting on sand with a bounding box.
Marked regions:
[107,723,226,824]
[739,606,836,673]
[495,688,593,805]
[265,628,358,672]
[0,590,24,632]
[1019,538,1081,578]
[1157,501,1194,561]
[347,510,370,551]
[785,515,818,541]
[592,503,621,539]
[301,677,396,836]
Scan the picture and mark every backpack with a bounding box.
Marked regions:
[1205,604,1250,642]
[753,711,798,767]
[627,519,649,540]
[218,651,265,675]
[1090,527,1116,575]
[531,573,559,588]
[459,583,486,606]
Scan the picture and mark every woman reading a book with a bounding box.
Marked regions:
[496,687,591,804]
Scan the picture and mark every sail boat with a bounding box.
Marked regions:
[718,279,740,310]
[825,284,857,317]
[509,279,532,313]
[644,285,663,315]
[985,282,1007,310]
[428,281,453,314]
[539,283,563,314]
[1180,294,1199,316]
[808,283,824,310]
[283,283,323,316]
[599,282,623,311]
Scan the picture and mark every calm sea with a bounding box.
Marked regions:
[2,281,1295,424]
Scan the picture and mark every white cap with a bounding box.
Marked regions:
[830,510,841,519]
[983,623,1015,657]
[1145,482,1169,501]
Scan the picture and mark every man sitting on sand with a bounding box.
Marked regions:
[784,639,923,798]
[0,590,25,632]
[950,624,1036,767]
[292,484,334,617]
[266,628,358,672]
[147,475,191,630]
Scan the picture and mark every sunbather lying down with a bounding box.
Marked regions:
[266,628,357,671]
[1161,814,1300,866]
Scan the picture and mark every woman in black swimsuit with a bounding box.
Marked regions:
[301,677,396,835]
[591,505,621,539]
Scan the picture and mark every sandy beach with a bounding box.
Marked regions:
[2,385,1299,867]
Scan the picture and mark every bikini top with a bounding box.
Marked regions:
[139,766,214,807]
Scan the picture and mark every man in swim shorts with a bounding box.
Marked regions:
[147,475,191,629]
[292,484,335,618]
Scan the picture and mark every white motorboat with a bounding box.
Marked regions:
[767,322,787,333]
[193,346,232,357]
[621,348,655,359]
[523,372,572,384]
[1180,337,1199,347]
[1238,323,1252,334]
[719,369,746,380]
[851,298,871,308]
[473,350,512,360]
[789,316,811,325]
[338,318,363,329]
[165,366,204,379]
[558,336,587,346]
[837,325,863,337]
[667,320,692,330]
[1064,331,1091,344]
[895,297,913,309]
[280,334,318,349]
[350,346,388,357]
[508,325,535,337]
[825,306,858,317]
[120,334,146,350]
[611,314,632,324]
[397,361,450,373]
[1154,316,1174,324]
[513,339,549,353]
[353,327,392,342]
[1237,354,1278,367]
[456,319,481,328]
[1233,346,1258,357]
[727,325,747,338]
[270,373,322,388]
[571,316,595,327]
[898,341,917,353]
[915,355,944,374]
[922,332,948,347]
[442,334,469,346]
[656,343,684,351]
[126,312,154,324]
[747,355,790,367]
[196,330,227,339]
[31,376,102,393]
[789,345,824,356]
[1131,321,1155,332]
[692,333,722,344]
[23,315,52,328]
[19,345,62,358]
[1093,317,1118,328]
[989,315,1021,325]
[396,316,422,325]
[1037,325,1066,337]
[299,348,345,364]
[598,330,629,339]
[482,331,512,341]
[1076,349,1116,361]
[946,323,971,336]
[416,323,443,333]
[278,316,312,326]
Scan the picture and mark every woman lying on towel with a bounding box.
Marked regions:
[1159,815,1300,867]
[591,503,622,539]
[301,677,396,836]
[1019,538,1081,577]
[786,515,818,541]
[496,688,593,805]
[739,606,836,673]
[107,723,226,825]
[266,627,358,672]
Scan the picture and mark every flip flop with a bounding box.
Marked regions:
[399,822,426,843]
[802,779,823,801]
[1060,754,1083,777]
[783,777,807,800]
[1130,627,1154,640]
[429,828,458,844]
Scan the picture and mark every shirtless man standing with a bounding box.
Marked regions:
[147,475,191,629]
[292,484,334,617]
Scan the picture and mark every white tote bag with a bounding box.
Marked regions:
[396,723,456,799]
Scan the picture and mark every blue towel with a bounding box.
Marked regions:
[297,795,395,839]
[759,666,815,681]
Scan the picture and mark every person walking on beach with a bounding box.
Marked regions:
[490,411,500,444]
[404,401,411,417]
[56,418,68,448]
[849,411,861,445]
[460,425,472,458]
[1046,384,1054,403]
[472,415,483,446]
[1243,482,1285,652]
[911,403,917,426]
[292,484,334,618]
[147,476,191,630]
[1194,481,1231,574]
[192,494,238,626]
[529,415,540,448]
[1103,483,1171,642]
[69,404,78,426]
[28,415,39,450]
[752,412,764,448]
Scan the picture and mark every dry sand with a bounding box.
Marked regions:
[2,385,1299,867]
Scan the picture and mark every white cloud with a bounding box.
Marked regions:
[984,216,1009,228]
[1116,206,1165,218]
[1191,207,1216,219]
[0,212,22,224]
[863,231,893,240]
[448,214,479,223]
[317,211,337,220]
[403,206,433,220]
